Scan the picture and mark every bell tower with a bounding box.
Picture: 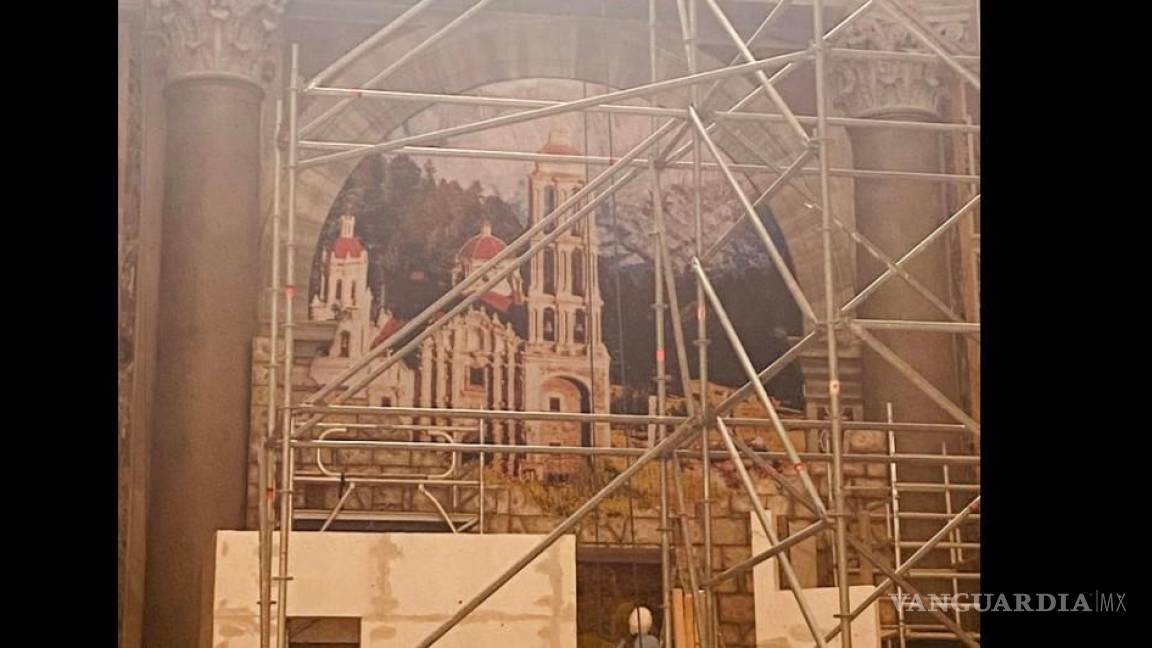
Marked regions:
[522,127,612,449]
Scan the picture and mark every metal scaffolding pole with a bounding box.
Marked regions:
[832,218,975,331]
[297,139,979,183]
[813,1,852,644]
[840,194,981,315]
[702,0,810,143]
[700,109,975,338]
[302,0,440,92]
[688,106,819,324]
[850,323,981,435]
[700,148,815,260]
[703,519,829,589]
[888,408,908,648]
[824,496,981,643]
[655,116,712,646]
[298,0,495,138]
[647,2,672,642]
[274,43,300,648]
[293,402,972,435]
[668,450,710,646]
[691,259,828,516]
[852,319,980,335]
[685,2,720,640]
[828,47,979,66]
[301,87,980,133]
[666,0,878,171]
[290,438,980,467]
[846,534,980,648]
[661,0,878,189]
[257,97,283,648]
[299,49,811,169]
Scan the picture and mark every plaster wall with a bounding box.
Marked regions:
[752,514,880,648]
[753,586,879,648]
[211,531,577,648]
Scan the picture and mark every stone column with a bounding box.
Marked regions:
[144,3,283,648]
[830,10,976,573]
[830,12,969,460]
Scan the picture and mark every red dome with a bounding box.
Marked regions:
[458,223,507,261]
[330,236,365,259]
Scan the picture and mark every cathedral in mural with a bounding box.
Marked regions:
[310,128,612,481]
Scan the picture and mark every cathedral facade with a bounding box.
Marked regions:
[308,128,612,481]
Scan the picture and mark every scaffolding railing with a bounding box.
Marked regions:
[258,1,981,647]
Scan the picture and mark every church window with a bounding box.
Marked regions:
[381,396,392,407]
[350,281,357,305]
[543,308,556,342]
[334,279,343,301]
[572,250,585,296]
[543,249,556,295]
[574,309,587,344]
[543,185,557,233]
[469,367,485,387]
[549,397,562,412]
[339,331,351,358]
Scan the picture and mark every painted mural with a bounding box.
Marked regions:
[307,79,804,483]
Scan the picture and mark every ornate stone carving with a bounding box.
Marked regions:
[148,0,285,85]
[829,2,974,119]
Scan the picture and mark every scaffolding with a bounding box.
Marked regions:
[257,1,981,646]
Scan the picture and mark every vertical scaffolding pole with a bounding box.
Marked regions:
[691,259,827,517]
[941,441,963,629]
[654,152,710,648]
[647,1,672,642]
[813,0,853,645]
[650,160,672,643]
[275,43,300,648]
[479,419,486,533]
[887,405,907,648]
[258,98,284,648]
[672,0,716,641]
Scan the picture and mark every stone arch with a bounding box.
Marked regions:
[264,11,858,373]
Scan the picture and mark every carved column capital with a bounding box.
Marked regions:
[148,0,286,88]
[829,3,973,120]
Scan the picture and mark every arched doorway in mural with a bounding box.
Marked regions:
[530,375,593,484]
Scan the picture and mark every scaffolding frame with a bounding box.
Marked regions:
[258,1,981,646]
